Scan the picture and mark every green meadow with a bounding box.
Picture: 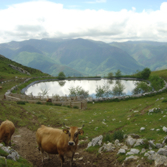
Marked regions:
[1,64,167,166]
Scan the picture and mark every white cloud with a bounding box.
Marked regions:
[0,1,167,43]
[86,0,107,4]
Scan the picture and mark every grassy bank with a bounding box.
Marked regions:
[1,69,167,166]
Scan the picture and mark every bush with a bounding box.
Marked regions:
[57,72,66,80]
[113,130,124,141]
[149,75,165,91]
[132,81,152,94]
[103,133,112,143]
[17,101,26,105]
[73,106,79,109]
[46,102,53,105]
[36,101,42,104]
[141,68,151,79]
[69,86,89,98]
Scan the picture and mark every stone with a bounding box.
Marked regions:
[156,143,163,149]
[87,135,103,148]
[117,149,126,154]
[163,126,167,132]
[134,139,144,147]
[78,157,83,161]
[98,142,115,153]
[157,148,167,156]
[126,148,140,155]
[126,136,136,146]
[140,148,146,154]
[140,127,145,131]
[148,140,155,148]
[124,156,139,161]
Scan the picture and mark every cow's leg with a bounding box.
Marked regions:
[40,149,44,163]
[59,154,64,167]
[44,152,50,160]
[70,152,75,167]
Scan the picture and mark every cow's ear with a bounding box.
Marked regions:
[78,129,84,135]
[63,129,69,134]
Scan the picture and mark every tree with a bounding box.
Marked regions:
[149,75,164,91]
[58,72,66,80]
[115,70,122,77]
[95,84,112,98]
[132,81,151,94]
[69,86,89,98]
[141,68,151,79]
[108,72,113,79]
[112,81,125,96]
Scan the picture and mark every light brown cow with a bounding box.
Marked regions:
[36,124,84,167]
[0,120,15,146]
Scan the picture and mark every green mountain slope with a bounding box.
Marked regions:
[0,38,147,76]
[0,54,49,80]
[110,41,167,71]
[52,38,144,75]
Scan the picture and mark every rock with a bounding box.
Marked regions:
[134,139,144,147]
[78,157,83,161]
[117,149,126,154]
[124,156,139,161]
[156,143,163,149]
[7,151,20,161]
[114,139,119,145]
[87,135,103,148]
[148,140,155,148]
[147,153,167,167]
[126,136,136,146]
[126,148,140,155]
[157,148,167,156]
[140,148,146,154]
[121,145,128,150]
[98,142,115,153]
[163,127,167,132]
[140,127,145,131]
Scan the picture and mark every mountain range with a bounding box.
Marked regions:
[0,38,167,76]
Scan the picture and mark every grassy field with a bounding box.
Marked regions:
[1,67,167,166]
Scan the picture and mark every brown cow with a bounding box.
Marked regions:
[36,124,84,167]
[0,120,15,146]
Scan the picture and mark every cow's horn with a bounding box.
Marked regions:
[78,124,84,130]
[63,123,70,129]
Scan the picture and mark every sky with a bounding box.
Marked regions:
[0,0,167,44]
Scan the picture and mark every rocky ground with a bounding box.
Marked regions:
[10,127,165,167]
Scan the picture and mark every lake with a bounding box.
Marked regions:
[25,79,139,98]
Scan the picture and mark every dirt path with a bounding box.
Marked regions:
[12,127,103,167]
[12,127,155,167]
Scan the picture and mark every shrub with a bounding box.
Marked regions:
[17,101,26,105]
[46,102,53,105]
[57,72,66,80]
[149,75,165,91]
[142,140,149,149]
[73,106,79,109]
[113,130,124,141]
[162,99,167,103]
[103,133,112,143]
[36,101,42,104]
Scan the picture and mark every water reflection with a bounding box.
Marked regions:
[25,79,138,98]
[58,81,66,87]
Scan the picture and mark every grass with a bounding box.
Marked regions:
[1,65,167,166]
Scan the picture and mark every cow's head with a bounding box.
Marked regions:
[63,124,84,146]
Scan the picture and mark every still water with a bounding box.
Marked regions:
[25,79,138,98]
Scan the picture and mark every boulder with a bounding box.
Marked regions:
[98,142,115,153]
[126,136,136,146]
[126,148,140,155]
[117,149,126,154]
[87,135,103,148]
[157,148,167,156]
